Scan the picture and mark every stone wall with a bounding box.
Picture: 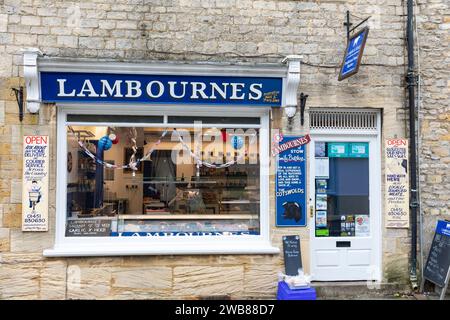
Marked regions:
[415,0,450,261]
[0,0,446,299]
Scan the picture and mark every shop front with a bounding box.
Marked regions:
[18,48,389,298]
[22,50,304,258]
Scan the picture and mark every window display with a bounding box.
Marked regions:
[65,116,261,237]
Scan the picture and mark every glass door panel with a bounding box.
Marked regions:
[314,142,370,238]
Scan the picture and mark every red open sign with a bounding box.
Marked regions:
[25,136,48,145]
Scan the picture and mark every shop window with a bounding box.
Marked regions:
[167,116,260,124]
[65,118,261,238]
[67,115,164,123]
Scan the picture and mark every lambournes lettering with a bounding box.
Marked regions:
[57,79,264,100]
[40,72,283,106]
[272,134,311,156]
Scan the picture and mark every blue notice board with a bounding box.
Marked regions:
[276,136,307,227]
[338,27,369,81]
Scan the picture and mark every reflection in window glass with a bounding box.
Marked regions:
[66,121,260,237]
[314,142,370,238]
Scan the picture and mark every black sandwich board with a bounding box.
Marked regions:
[422,220,450,300]
[282,235,302,276]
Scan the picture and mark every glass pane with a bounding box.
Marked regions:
[314,142,370,237]
[67,115,164,123]
[66,122,260,237]
[167,116,260,124]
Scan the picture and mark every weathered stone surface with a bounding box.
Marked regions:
[111,267,172,289]
[2,204,21,228]
[244,265,278,296]
[0,101,4,126]
[173,266,244,297]
[66,267,112,299]
[39,260,67,299]
[0,266,40,299]
[10,229,54,253]
[0,228,10,252]
[9,179,21,204]
[0,252,46,265]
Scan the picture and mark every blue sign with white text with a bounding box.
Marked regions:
[339,27,369,80]
[276,136,307,227]
[436,220,450,237]
[40,72,283,106]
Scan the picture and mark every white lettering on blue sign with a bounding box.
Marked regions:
[56,78,263,101]
[41,72,282,106]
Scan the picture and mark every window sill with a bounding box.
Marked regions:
[43,242,280,257]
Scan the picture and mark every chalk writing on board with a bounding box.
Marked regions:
[283,235,302,276]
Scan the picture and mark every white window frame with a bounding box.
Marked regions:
[44,103,279,257]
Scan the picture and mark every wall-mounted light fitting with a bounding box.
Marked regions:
[11,86,24,122]
[285,105,297,122]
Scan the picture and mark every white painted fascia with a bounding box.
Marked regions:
[22,48,304,113]
[43,242,280,257]
[21,48,43,113]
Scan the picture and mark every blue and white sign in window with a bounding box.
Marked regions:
[338,27,369,81]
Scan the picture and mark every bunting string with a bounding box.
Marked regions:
[67,126,257,170]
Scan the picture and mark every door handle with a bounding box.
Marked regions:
[309,204,314,218]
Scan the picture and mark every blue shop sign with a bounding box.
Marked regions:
[436,220,450,237]
[338,27,369,81]
[275,136,308,227]
[40,72,283,106]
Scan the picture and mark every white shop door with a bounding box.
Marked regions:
[308,110,381,281]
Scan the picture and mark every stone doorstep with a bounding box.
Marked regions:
[311,281,410,299]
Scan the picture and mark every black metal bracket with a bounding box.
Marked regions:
[299,92,308,126]
[344,10,371,41]
[406,72,419,88]
[11,86,24,122]
[344,11,353,41]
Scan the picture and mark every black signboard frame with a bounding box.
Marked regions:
[282,235,302,276]
[338,27,369,81]
[421,220,450,300]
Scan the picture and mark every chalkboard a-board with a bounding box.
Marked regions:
[283,235,302,276]
[423,220,450,288]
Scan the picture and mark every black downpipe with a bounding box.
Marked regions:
[406,0,418,290]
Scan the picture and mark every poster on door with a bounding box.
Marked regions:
[22,135,49,231]
[385,139,409,228]
[275,135,309,227]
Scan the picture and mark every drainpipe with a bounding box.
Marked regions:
[406,0,418,291]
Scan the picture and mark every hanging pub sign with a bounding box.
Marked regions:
[385,138,409,228]
[22,135,49,231]
[40,72,283,106]
[275,135,309,227]
[338,27,369,81]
